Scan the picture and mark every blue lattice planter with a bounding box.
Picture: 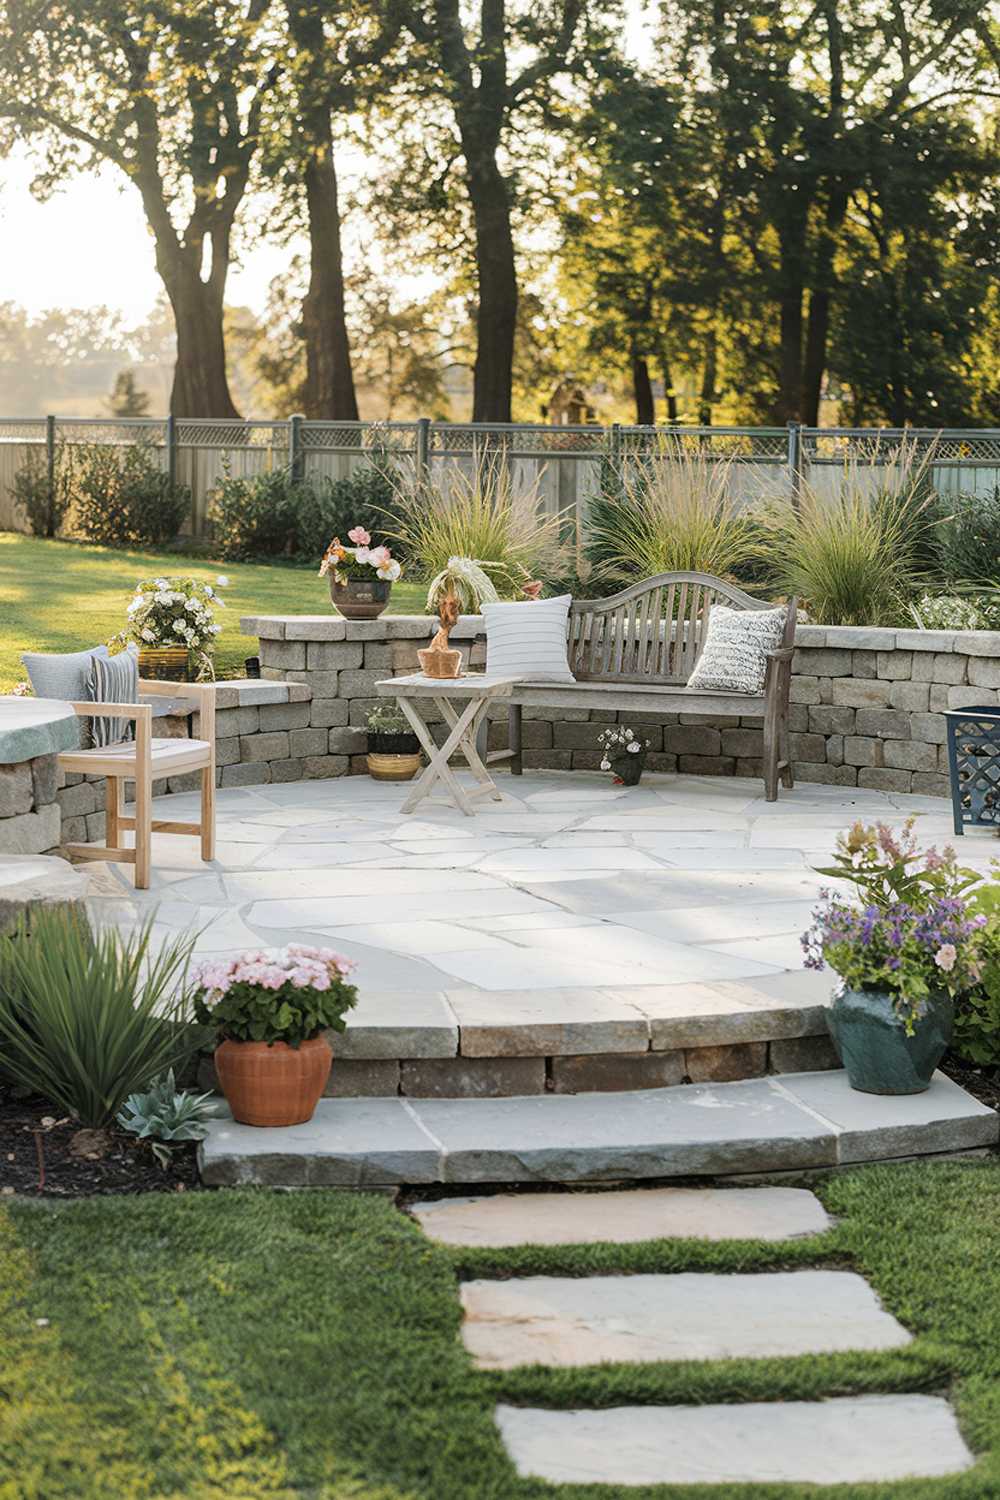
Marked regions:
[944,704,1000,835]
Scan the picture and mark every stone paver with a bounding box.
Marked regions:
[411,1185,831,1246]
[198,1070,997,1186]
[460,1269,911,1369]
[495,1395,974,1485]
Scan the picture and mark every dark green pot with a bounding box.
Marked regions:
[827,986,953,1095]
[610,750,646,786]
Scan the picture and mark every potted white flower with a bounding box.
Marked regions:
[113,575,227,681]
[598,725,651,786]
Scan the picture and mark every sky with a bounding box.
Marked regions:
[0,5,655,328]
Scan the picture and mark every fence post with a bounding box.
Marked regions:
[165,413,177,493]
[289,413,305,481]
[45,411,55,491]
[415,416,430,479]
[787,420,802,504]
[610,421,622,487]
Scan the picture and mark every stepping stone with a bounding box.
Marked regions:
[495,1395,974,1486]
[412,1186,830,1246]
[460,1270,911,1369]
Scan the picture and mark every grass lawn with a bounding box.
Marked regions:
[0,533,427,692]
[5,1162,1000,1499]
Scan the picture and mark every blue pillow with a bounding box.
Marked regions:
[21,645,111,751]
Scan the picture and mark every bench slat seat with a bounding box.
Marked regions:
[499,570,797,801]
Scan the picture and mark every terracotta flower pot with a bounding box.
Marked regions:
[417,646,463,678]
[330,576,391,620]
[215,1035,332,1126]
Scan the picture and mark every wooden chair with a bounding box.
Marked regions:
[58,679,215,890]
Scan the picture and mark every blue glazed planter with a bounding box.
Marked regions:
[827,986,953,1095]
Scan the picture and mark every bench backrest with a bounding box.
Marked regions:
[567,571,796,685]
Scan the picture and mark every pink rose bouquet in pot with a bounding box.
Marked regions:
[193,946,358,1126]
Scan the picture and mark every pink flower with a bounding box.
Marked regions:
[522,580,543,599]
[368,545,391,569]
[934,944,957,973]
[348,526,371,546]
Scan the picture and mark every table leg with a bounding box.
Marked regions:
[396,695,481,815]
[436,697,503,801]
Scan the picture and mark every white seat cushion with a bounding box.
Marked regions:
[59,737,211,776]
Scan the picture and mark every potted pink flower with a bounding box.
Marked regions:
[193,946,357,1126]
[319,525,402,620]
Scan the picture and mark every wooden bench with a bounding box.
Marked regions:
[493,571,797,801]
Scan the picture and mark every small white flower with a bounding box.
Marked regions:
[172,619,186,634]
[141,627,156,642]
[627,741,641,753]
[600,759,611,771]
[216,575,229,587]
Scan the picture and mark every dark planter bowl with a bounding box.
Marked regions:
[330,576,391,620]
[827,986,953,1095]
[610,750,646,786]
[368,731,420,755]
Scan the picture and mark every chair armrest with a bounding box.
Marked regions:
[138,678,211,706]
[69,701,153,724]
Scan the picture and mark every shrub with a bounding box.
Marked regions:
[13,442,74,537]
[0,909,202,1127]
[386,459,566,594]
[585,438,761,584]
[763,439,936,625]
[74,440,190,547]
[953,883,1000,1066]
[934,487,1000,585]
[208,462,396,562]
[910,593,1000,631]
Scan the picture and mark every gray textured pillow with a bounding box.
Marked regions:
[685,604,786,695]
[21,644,111,750]
[89,649,139,748]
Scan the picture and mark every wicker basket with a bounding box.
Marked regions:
[138,646,190,682]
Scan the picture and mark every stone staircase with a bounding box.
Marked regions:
[198,1068,998,1187]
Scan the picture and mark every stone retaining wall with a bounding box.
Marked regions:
[0,752,61,854]
[242,615,1000,798]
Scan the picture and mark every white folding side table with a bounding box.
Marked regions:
[375,673,517,815]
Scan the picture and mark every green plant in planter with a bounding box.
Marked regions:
[0,909,202,1127]
[815,817,982,911]
[953,880,1000,1066]
[365,702,419,754]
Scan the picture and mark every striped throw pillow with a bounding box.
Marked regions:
[685,604,786,695]
[482,596,575,683]
[88,649,139,748]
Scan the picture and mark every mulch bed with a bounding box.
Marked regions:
[941,1054,1000,1113]
[0,1089,200,1199]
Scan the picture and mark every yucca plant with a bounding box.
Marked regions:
[0,908,202,1127]
[586,437,762,583]
[763,437,938,626]
[385,458,567,597]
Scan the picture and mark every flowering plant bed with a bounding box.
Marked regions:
[318,526,401,585]
[112,574,227,679]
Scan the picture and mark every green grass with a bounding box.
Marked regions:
[6,1162,1000,1498]
[0,533,426,692]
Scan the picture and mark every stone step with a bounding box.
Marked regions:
[198,1068,997,1187]
[410,1184,831,1246]
[461,1269,910,1370]
[496,1395,974,1487]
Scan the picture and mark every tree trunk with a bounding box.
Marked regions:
[698,329,717,425]
[302,139,359,420]
[467,162,517,423]
[164,260,240,418]
[774,217,808,424]
[802,188,849,426]
[632,350,655,424]
[660,356,678,423]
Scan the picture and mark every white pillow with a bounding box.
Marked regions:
[685,604,786,695]
[482,595,574,683]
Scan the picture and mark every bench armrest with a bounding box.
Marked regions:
[765,646,795,663]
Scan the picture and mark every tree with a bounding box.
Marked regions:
[399,0,599,422]
[268,0,403,420]
[106,371,151,417]
[0,0,280,416]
